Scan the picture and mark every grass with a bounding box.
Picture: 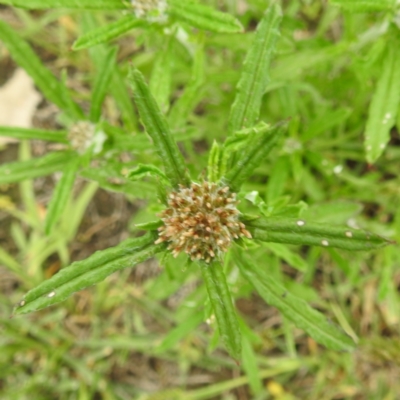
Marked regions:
[1,0,400,399]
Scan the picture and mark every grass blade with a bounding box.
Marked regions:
[0,151,74,184]
[0,0,127,9]
[365,43,400,163]
[0,20,72,112]
[14,232,165,315]
[223,122,286,192]
[90,46,118,122]
[128,67,190,188]
[330,0,396,12]
[44,157,80,235]
[0,127,68,143]
[73,15,146,51]
[228,4,282,133]
[200,261,241,360]
[235,250,356,352]
[243,216,393,251]
[168,0,243,33]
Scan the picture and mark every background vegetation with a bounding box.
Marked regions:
[1,0,400,399]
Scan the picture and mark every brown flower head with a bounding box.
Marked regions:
[155,181,251,263]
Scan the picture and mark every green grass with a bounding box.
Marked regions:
[1,0,400,399]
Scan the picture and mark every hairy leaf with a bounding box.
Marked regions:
[0,126,68,143]
[127,164,169,184]
[14,232,165,315]
[0,0,127,9]
[330,0,396,12]
[236,250,356,351]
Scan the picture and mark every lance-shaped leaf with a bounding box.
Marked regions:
[127,164,169,185]
[0,126,68,143]
[90,46,118,122]
[128,67,190,188]
[200,261,241,359]
[73,15,146,51]
[235,250,356,352]
[207,141,222,182]
[14,232,165,316]
[365,43,400,163]
[0,0,127,9]
[228,4,282,133]
[242,216,392,251]
[168,0,243,33]
[0,151,74,185]
[223,122,286,192]
[44,157,80,235]
[330,0,396,12]
[0,20,73,112]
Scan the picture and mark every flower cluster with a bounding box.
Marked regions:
[155,181,251,263]
[130,0,168,22]
[68,121,95,154]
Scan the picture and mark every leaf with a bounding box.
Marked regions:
[0,151,74,185]
[242,216,393,251]
[44,157,80,235]
[90,46,118,122]
[223,122,286,192]
[73,15,146,51]
[127,164,169,184]
[330,0,396,12]
[168,0,243,33]
[128,67,190,188]
[365,43,400,163]
[264,243,308,272]
[14,232,165,315]
[0,0,127,9]
[0,126,68,143]
[235,250,356,352]
[207,141,222,182]
[228,4,282,133]
[0,20,72,112]
[200,261,241,359]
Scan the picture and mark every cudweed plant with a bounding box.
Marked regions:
[0,0,393,362]
[0,0,400,368]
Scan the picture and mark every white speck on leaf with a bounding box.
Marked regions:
[19,300,25,307]
[321,240,329,246]
[48,291,56,298]
[333,165,343,174]
[296,220,305,226]
[345,231,353,238]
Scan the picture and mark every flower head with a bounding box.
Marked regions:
[131,0,168,22]
[155,181,251,263]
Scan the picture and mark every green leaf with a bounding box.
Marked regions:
[0,20,73,112]
[90,46,118,122]
[0,151,74,185]
[243,216,393,251]
[73,15,146,51]
[207,141,222,182]
[235,250,356,352]
[44,157,80,235]
[168,0,243,33]
[200,261,241,359]
[228,4,282,133]
[0,126,68,143]
[0,0,127,9]
[365,43,400,163]
[127,164,169,185]
[330,0,396,12]
[224,122,286,192]
[128,67,190,188]
[14,232,165,315]
[264,243,308,272]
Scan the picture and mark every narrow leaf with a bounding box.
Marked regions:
[224,122,286,192]
[0,126,68,143]
[90,46,118,122]
[0,151,74,184]
[235,251,356,352]
[330,0,396,12]
[0,20,72,111]
[73,15,146,51]
[243,216,393,251]
[365,43,400,163]
[168,0,243,33]
[128,67,190,188]
[14,232,165,315]
[44,157,80,235]
[127,164,169,184]
[228,4,282,133]
[200,261,241,359]
[0,0,127,9]
[207,141,222,182]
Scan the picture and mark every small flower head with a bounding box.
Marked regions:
[155,181,251,263]
[68,121,95,154]
[131,0,168,22]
